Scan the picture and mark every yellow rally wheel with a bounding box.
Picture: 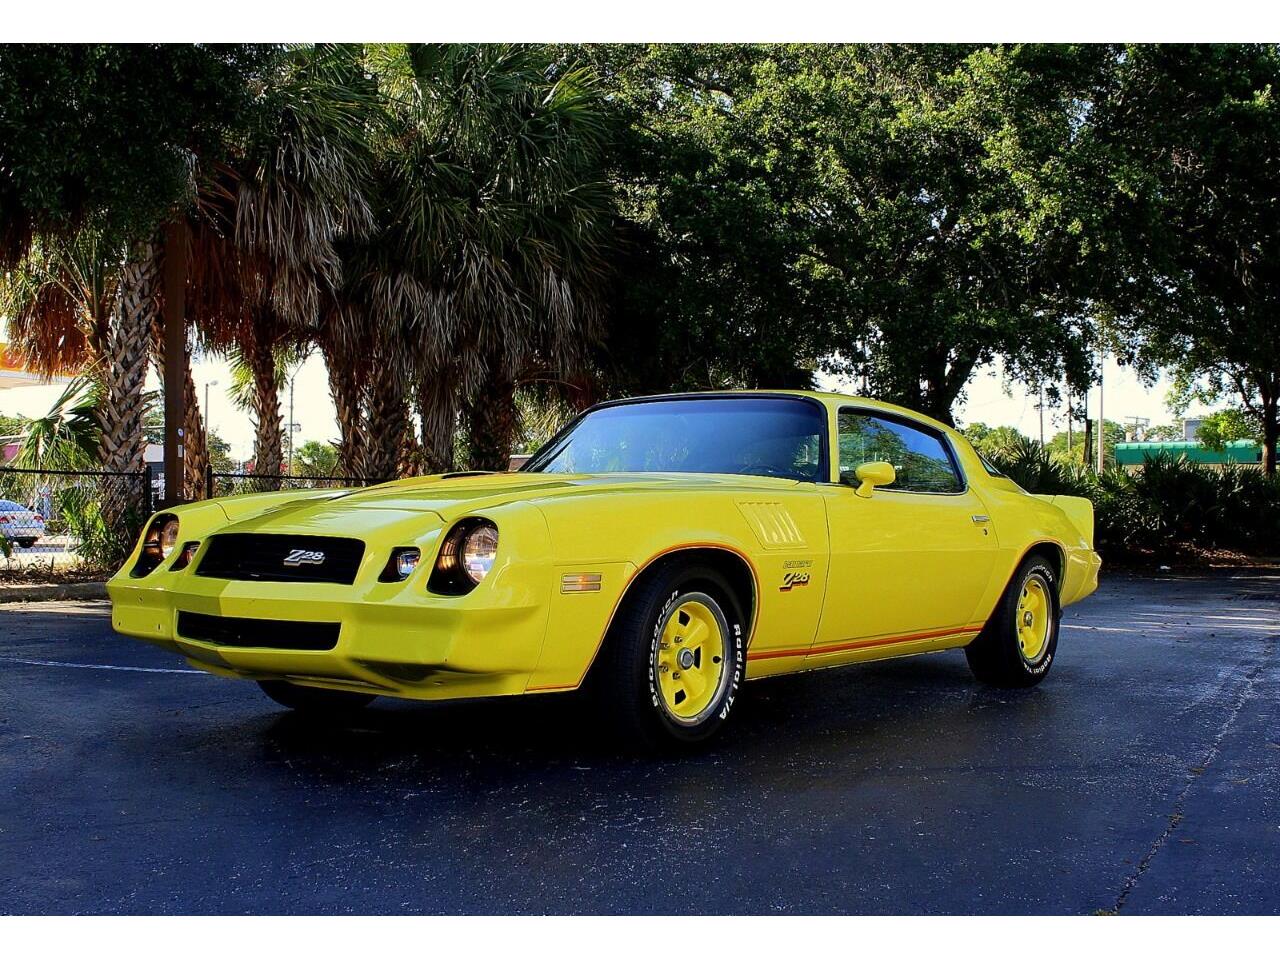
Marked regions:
[1016,576,1051,663]
[653,597,728,725]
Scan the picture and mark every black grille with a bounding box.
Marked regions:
[177,611,340,651]
[196,534,365,584]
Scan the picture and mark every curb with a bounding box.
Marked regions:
[0,582,109,604]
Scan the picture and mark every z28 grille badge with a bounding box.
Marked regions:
[283,549,327,567]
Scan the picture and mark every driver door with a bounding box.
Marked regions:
[815,409,998,654]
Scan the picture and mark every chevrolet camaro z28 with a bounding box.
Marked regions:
[110,391,1101,746]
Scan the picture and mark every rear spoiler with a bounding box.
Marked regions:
[1033,494,1094,547]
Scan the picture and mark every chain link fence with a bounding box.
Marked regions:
[0,467,150,573]
[207,471,388,499]
[0,465,390,578]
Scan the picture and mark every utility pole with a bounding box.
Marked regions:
[1082,393,1092,470]
[1096,342,1105,473]
[1037,387,1045,447]
[287,373,297,476]
[1124,415,1150,442]
[204,379,219,438]
[1067,391,1074,460]
[161,220,188,507]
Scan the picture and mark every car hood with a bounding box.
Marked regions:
[211,471,806,539]
[330,471,806,513]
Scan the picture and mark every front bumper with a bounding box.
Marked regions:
[108,504,558,700]
[109,570,552,699]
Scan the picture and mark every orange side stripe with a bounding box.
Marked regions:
[747,621,986,662]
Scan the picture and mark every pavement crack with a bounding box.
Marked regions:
[1108,632,1277,914]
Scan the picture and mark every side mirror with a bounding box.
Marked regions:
[851,460,895,498]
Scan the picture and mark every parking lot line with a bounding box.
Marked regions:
[0,654,205,675]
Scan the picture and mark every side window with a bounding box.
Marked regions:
[837,411,964,494]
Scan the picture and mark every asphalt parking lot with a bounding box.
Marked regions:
[1,571,1277,915]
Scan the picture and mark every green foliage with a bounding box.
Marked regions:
[226,345,310,414]
[985,446,1280,557]
[1045,419,1125,467]
[291,440,338,477]
[0,44,270,265]
[55,485,142,569]
[963,423,1031,460]
[10,375,100,470]
[513,389,576,454]
[587,44,1104,420]
[1195,409,1261,451]
[0,411,24,438]
[208,431,236,475]
[1090,44,1280,474]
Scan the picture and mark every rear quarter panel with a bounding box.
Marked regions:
[948,435,1099,613]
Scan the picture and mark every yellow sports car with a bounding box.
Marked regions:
[109,391,1100,745]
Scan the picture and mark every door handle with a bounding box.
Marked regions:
[971,514,990,524]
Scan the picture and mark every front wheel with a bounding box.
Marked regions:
[258,680,376,713]
[965,555,1060,688]
[594,563,746,747]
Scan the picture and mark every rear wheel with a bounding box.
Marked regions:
[594,563,746,747]
[965,554,1060,688]
[257,680,376,713]
[17,539,36,549]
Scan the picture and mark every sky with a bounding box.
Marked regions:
[1,348,1199,460]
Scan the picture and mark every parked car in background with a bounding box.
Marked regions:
[109,391,1100,747]
[0,499,46,549]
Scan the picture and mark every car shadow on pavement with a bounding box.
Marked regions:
[216,650,1043,785]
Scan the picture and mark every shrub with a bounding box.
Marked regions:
[985,447,1280,559]
[55,486,142,569]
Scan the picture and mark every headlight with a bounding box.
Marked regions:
[461,524,498,584]
[429,519,499,595]
[130,513,180,577]
[159,518,180,559]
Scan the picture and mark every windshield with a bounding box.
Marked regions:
[525,397,827,482]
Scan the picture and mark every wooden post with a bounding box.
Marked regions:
[162,220,188,506]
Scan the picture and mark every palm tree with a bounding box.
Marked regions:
[1,231,165,532]
[188,44,379,483]
[361,44,613,474]
[9,374,102,471]
[0,230,145,484]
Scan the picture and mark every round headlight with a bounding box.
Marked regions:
[159,518,180,559]
[460,523,498,584]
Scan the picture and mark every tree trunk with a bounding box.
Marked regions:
[244,332,283,483]
[466,369,519,472]
[324,340,367,480]
[148,316,208,499]
[99,242,157,526]
[1263,397,1278,477]
[182,364,209,499]
[416,371,459,474]
[364,376,407,481]
[397,421,420,478]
